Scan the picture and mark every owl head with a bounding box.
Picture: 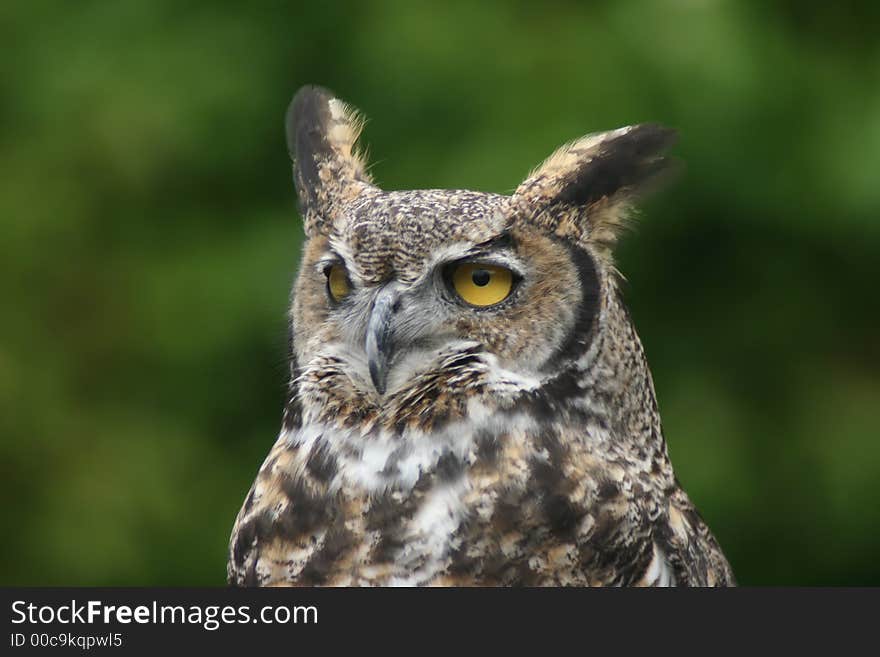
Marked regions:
[286,86,675,421]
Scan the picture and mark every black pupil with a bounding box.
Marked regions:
[471,269,491,287]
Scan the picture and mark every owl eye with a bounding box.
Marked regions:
[449,262,514,307]
[325,263,352,302]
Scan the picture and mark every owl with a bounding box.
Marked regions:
[227,86,735,587]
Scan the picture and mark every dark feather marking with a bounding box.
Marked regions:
[288,86,334,212]
[365,490,408,532]
[435,449,465,481]
[520,381,572,422]
[371,535,404,564]
[242,559,260,587]
[447,545,481,577]
[543,241,601,370]
[510,561,542,587]
[542,494,582,541]
[597,480,621,500]
[298,522,356,585]
[232,509,274,568]
[379,445,408,479]
[242,488,256,515]
[554,124,678,207]
[531,429,583,541]
[366,473,434,563]
[469,547,509,583]
[305,437,338,483]
[519,369,609,429]
[277,476,336,537]
[282,392,302,432]
[470,229,516,257]
[474,428,501,466]
[282,316,303,432]
[537,428,568,469]
[490,487,526,534]
[234,483,336,574]
[588,508,621,548]
[425,407,450,432]
[531,460,582,542]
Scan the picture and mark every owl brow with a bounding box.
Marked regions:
[473,230,515,253]
[315,251,344,273]
[462,231,522,266]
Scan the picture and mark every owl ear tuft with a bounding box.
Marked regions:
[286,86,376,234]
[512,124,678,256]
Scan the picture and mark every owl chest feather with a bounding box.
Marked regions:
[230,401,671,586]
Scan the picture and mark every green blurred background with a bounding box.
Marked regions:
[2,0,878,585]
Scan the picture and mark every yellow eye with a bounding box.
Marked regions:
[451,263,514,307]
[326,263,351,302]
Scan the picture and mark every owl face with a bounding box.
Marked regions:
[290,189,594,398]
[287,87,674,414]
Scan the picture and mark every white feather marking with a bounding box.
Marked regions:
[641,543,676,587]
[388,477,471,586]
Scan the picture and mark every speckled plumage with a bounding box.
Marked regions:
[227,86,734,587]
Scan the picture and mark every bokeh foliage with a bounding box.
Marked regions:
[2,0,878,585]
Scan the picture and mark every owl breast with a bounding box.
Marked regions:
[229,348,667,586]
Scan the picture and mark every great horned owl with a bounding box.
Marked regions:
[227,86,734,587]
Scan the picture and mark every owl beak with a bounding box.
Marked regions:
[365,286,400,395]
